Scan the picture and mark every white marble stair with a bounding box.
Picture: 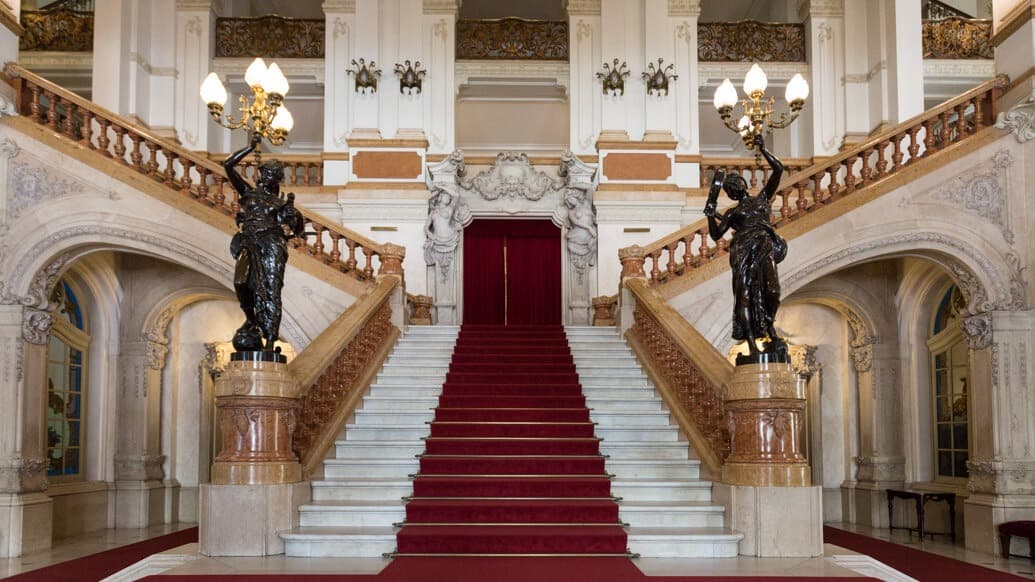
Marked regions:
[281,326,460,557]
[565,326,743,558]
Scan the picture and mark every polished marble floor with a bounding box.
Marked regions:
[5,522,1034,580]
[829,522,1035,580]
[0,523,196,578]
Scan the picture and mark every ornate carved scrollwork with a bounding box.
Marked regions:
[630,305,731,461]
[922,18,993,59]
[394,60,427,95]
[19,8,94,52]
[597,59,630,95]
[697,21,806,62]
[292,300,393,461]
[456,18,568,60]
[347,59,382,94]
[642,58,677,96]
[214,16,325,59]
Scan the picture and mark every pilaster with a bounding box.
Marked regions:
[92,0,134,114]
[992,0,1035,110]
[799,0,846,156]
[423,1,457,154]
[174,0,221,151]
[669,0,701,187]
[0,1,21,71]
[883,0,925,123]
[323,1,357,184]
[114,340,165,528]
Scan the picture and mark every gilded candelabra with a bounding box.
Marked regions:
[713,64,809,151]
[199,58,295,153]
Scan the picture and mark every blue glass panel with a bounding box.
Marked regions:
[67,393,80,420]
[70,349,82,366]
[937,451,953,477]
[61,282,83,330]
[68,421,80,446]
[64,448,79,475]
[46,450,60,476]
[932,287,955,334]
[953,451,969,478]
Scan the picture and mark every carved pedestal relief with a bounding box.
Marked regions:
[424,151,599,325]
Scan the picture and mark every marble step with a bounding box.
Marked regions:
[587,398,663,411]
[600,442,692,460]
[626,527,743,558]
[333,441,426,459]
[589,411,671,427]
[619,502,726,528]
[375,374,448,385]
[352,409,436,425]
[573,355,638,363]
[323,458,419,479]
[596,426,680,443]
[582,387,656,399]
[361,396,439,410]
[611,479,713,502]
[310,478,413,502]
[365,385,445,397]
[573,368,645,378]
[606,459,700,480]
[281,526,398,557]
[343,424,432,441]
[578,378,651,388]
[298,501,406,528]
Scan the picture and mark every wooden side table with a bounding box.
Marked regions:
[886,488,956,541]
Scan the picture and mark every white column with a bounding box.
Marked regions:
[174,1,220,152]
[114,340,165,528]
[883,0,924,123]
[92,0,134,114]
[323,0,356,185]
[840,0,874,146]
[668,0,700,187]
[133,1,179,140]
[0,1,21,70]
[568,0,602,155]
[800,0,846,157]
[992,0,1035,123]
[599,0,645,140]
[378,0,401,139]
[423,0,458,154]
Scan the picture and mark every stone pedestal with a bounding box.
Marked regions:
[722,362,810,487]
[200,358,306,556]
[409,294,433,325]
[199,481,309,557]
[713,483,824,557]
[211,359,302,486]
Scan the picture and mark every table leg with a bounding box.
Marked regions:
[887,495,895,532]
[948,498,956,541]
[999,532,1010,558]
[917,498,926,540]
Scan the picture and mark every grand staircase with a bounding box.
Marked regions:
[282,324,741,558]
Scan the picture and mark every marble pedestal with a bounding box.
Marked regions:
[199,481,309,556]
[0,492,53,557]
[200,358,306,556]
[714,483,824,557]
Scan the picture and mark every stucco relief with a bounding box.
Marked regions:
[901,150,1014,244]
[552,152,599,281]
[424,152,473,284]
[961,313,992,349]
[995,96,1035,144]
[460,152,565,203]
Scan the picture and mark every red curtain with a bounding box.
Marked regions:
[462,219,561,325]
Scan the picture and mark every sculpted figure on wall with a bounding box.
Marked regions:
[224,133,304,359]
[553,152,599,280]
[424,186,472,282]
[704,134,788,364]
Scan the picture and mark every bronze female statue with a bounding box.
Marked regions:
[704,133,789,363]
[224,133,304,360]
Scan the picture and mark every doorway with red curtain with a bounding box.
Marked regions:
[462,219,562,325]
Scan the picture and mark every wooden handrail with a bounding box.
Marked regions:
[290,277,401,476]
[624,278,733,475]
[4,63,392,285]
[631,75,1008,288]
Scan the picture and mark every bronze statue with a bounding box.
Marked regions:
[224,133,304,361]
[704,133,789,364]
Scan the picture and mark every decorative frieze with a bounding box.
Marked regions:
[214,16,325,59]
[19,8,94,52]
[114,453,166,481]
[0,457,49,493]
[456,18,568,60]
[698,21,806,62]
[922,18,993,59]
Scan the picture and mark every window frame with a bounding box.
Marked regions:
[926,286,970,487]
[44,280,90,484]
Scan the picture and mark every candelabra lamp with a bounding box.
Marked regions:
[712,64,809,151]
[199,57,295,155]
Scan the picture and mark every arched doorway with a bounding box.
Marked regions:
[462,219,562,325]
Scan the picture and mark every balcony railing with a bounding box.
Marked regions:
[214,15,325,59]
[922,17,992,59]
[456,18,568,60]
[19,6,94,52]
[698,21,806,62]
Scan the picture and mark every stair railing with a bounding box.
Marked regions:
[4,64,397,289]
[289,276,402,477]
[625,75,1008,294]
[622,277,733,476]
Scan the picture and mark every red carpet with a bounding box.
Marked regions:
[396,324,629,555]
[823,525,1029,581]
[7,526,198,582]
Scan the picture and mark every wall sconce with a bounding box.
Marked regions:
[347,58,381,94]
[597,59,630,96]
[395,60,427,95]
[643,58,677,96]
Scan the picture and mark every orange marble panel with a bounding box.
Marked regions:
[352,150,423,180]
[602,153,672,181]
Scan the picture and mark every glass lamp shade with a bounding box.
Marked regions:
[743,63,768,96]
[271,106,294,133]
[244,58,268,89]
[262,62,290,97]
[199,72,227,106]
[785,73,810,103]
[713,79,738,109]
[737,115,751,136]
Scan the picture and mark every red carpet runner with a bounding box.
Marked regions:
[395,324,628,555]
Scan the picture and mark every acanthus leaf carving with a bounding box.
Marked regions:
[22,308,54,345]
[961,312,992,350]
[995,95,1035,144]
[459,152,564,202]
[851,344,873,373]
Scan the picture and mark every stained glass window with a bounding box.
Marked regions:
[46,280,87,480]
[929,285,969,481]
